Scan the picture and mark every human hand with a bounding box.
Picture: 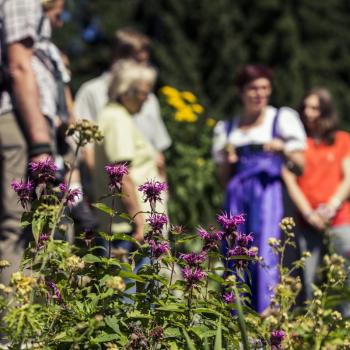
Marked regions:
[223,144,238,164]
[304,211,327,231]
[315,203,336,223]
[264,138,285,153]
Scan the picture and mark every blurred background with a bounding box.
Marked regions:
[54,0,350,230]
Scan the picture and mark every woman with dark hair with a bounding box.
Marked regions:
[283,88,350,312]
[212,64,306,313]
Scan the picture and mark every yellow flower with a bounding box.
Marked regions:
[175,107,198,123]
[181,91,197,103]
[160,86,179,97]
[11,272,36,296]
[206,118,217,128]
[105,276,126,292]
[192,103,204,114]
[66,255,85,271]
[167,96,186,110]
[0,260,10,269]
[0,283,12,294]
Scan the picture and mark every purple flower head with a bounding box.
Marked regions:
[182,267,206,285]
[29,158,57,183]
[104,162,129,191]
[223,291,235,304]
[138,180,168,209]
[236,233,254,247]
[197,226,223,250]
[11,179,35,209]
[270,330,285,348]
[148,239,170,258]
[59,183,82,207]
[66,188,82,207]
[180,251,206,266]
[46,281,62,302]
[228,245,257,269]
[38,233,49,249]
[228,245,247,257]
[217,212,245,236]
[146,213,168,235]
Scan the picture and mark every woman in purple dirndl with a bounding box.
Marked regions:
[212,64,306,313]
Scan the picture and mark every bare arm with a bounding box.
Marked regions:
[264,139,304,175]
[327,156,350,212]
[121,173,145,243]
[282,166,325,230]
[7,39,51,147]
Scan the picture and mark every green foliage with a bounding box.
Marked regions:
[2,120,350,349]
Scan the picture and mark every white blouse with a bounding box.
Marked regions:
[212,106,306,164]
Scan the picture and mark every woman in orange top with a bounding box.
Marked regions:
[283,87,350,313]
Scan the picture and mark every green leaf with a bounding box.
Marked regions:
[165,327,181,339]
[182,328,196,350]
[118,270,144,282]
[82,254,101,263]
[214,317,222,350]
[119,212,132,222]
[92,203,115,216]
[111,233,140,246]
[157,304,185,312]
[193,308,222,317]
[190,325,210,340]
[207,272,225,284]
[127,310,152,319]
[92,333,119,343]
[32,216,45,244]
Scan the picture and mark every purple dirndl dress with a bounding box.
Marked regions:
[224,110,283,313]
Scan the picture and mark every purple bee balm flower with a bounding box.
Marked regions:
[179,251,206,266]
[104,162,129,191]
[29,158,57,183]
[236,232,254,247]
[59,183,82,207]
[182,267,206,285]
[38,233,49,248]
[146,213,168,235]
[148,239,170,258]
[138,180,168,209]
[270,330,285,348]
[11,179,35,209]
[46,281,62,302]
[223,291,235,304]
[228,245,257,269]
[217,212,245,235]
[228,245,247,257]
[197,226,223,250]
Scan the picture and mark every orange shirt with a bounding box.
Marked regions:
[297,131,350,226]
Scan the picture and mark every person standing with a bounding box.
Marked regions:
[212,64,306,313]
[283,87,350,315]
[0,0,53,285]
[94,59,163,247]
[74,27,171,184]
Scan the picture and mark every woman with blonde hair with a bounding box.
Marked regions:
[94,59,161,245]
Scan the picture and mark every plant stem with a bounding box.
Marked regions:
[205,256,212,300]
[108,196,116,258]
[233,284,249,350]
[50,142,81,239]
[186,286,193,326]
